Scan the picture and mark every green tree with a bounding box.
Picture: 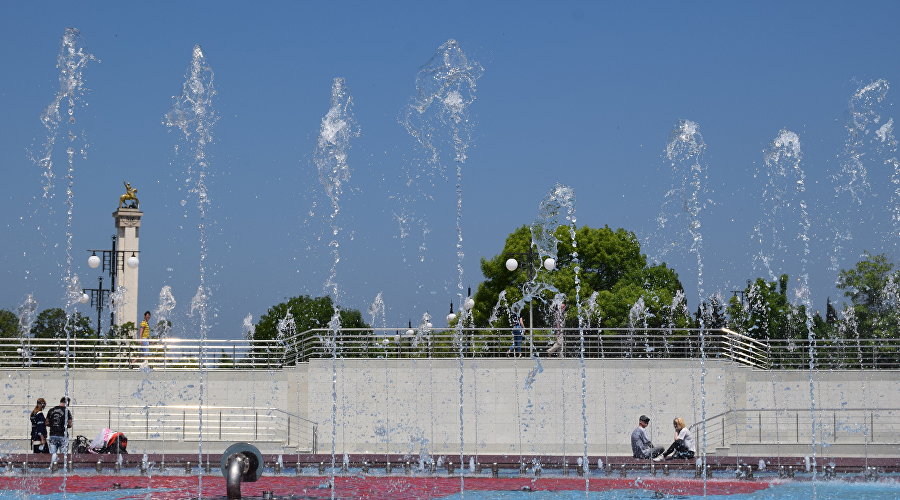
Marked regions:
[110,321,136,339]
[0,309,18,366]
[255,295,370,361]
[726,275,796,341]
[0,309,18,338]
[836,252,900,341]
[473,225,688,337]
[696,295,727,329]
[31,308,95,339]
[27,308,96,367]
[836,252,899,367]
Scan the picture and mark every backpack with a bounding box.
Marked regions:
[73,435,91,454]
[103,433,128,454]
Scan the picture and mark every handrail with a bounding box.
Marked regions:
[279,327,773,369]
[689,407,900,450]
[3,328,897,370]
[0,403,318,452]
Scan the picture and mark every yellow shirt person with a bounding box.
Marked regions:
[139,311,151,359]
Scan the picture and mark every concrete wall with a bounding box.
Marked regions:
[0,365,298,454]
[306,359,899,457]
[1,359,897,457]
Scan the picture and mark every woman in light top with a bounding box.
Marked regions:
[656,416,695,461]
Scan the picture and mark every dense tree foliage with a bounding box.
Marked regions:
[836,252,899,341]
[720,253,899,368]
[0,310,17,338]
[472,225,689,330]
[31,308,95,339]
[254,295,370,360]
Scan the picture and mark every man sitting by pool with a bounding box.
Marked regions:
[631,414,664,459]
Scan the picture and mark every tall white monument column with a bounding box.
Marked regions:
[112,206,142,329]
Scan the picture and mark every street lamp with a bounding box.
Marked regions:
[86,234,140,332]
[82,276,111,337]
[447,303,457,324]
[464,287,475,312]
[505,245,557,355]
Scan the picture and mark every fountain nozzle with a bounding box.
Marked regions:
[220,442,263,499]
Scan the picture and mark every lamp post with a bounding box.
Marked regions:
[86,234,139,332]
[81,275,111,337]
[448,287,477,354]
[505,246,556,355]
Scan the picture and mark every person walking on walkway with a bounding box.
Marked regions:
[547,302,566,356]
[508,315,524,356]
[631,414,664,459]
[139,310,152,357]
[30,398,48,453]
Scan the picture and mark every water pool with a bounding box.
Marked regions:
[0,475,896,499]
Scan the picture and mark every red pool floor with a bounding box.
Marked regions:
[0,475,772,498]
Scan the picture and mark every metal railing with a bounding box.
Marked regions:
[2,329,897,370]
[691,408,900,449]
[2,403,317,453]
[279,327,771,369]
[0,337,285,370]
[766,338,900,370]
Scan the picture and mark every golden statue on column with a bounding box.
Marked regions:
[119,181,140,209]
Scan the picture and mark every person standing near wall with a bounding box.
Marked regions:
[47,397,73,457]
[30,398,48,453]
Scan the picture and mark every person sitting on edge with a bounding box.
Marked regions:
[631,414,664,459]
[656,416,696,461]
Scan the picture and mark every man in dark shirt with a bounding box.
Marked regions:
[46,397,73,455]
[631,415,664,459]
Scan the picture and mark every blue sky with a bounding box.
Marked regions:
[2,1,899,338]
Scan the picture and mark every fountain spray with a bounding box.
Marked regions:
[164,43,218,494]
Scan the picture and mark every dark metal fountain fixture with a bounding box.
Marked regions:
[220,442,263,500]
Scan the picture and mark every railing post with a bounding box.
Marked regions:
[145,409,149,439]
[313,424,318,454]
[287,415,291,446]
[108,409,112,429]
[833,412,837,442]
[219,411,222,440]
[721,417,725,447]
[255,411,259,440]
[796,413,799,443]
[758,412,762,442]
[183,411,186,441]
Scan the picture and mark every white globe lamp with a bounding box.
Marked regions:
[543,258,556,271]
[505,258,518,272]
[88,254,101,269]
[126,255,140,269]
[464,287,475,310]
